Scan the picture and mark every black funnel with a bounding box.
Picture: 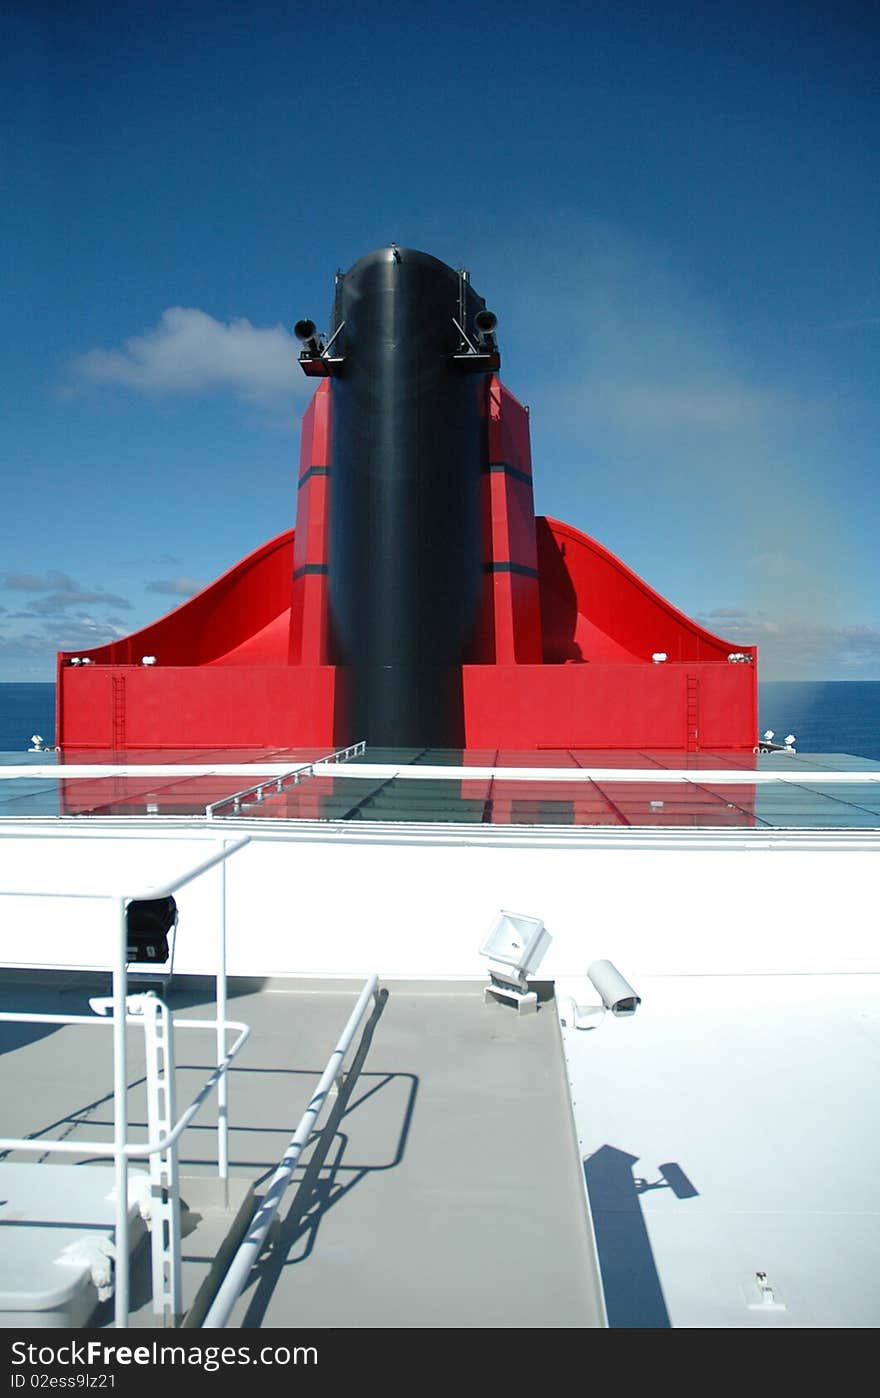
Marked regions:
[327,247,493,748]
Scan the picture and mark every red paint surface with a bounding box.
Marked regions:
[479,379,542,664]
[58,666,339,751]
[57,376,757,754]
[462,661,757,751]
[288,380,332,665]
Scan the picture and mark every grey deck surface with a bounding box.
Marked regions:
[0,973,603,1329]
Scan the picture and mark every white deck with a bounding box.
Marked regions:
[1,766,878,1329]
[0,973,603,1329]
[557,972,880,1327]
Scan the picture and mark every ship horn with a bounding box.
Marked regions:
[294,319,324,357]
[474,309,498,350]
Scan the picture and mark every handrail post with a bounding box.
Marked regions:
[0,838,251,1328]
[203,743,367,820]
[217,840,229,1204]
[202,974,381,1329]
[112,895,129,1329]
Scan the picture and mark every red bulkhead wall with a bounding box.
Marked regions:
[56,372,756,754]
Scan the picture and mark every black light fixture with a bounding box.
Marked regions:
[474,308,498,353]
[294,318,345,377]
[294,318,324,359]
[452,306,500,373]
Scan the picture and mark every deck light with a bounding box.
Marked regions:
[480,909,551,1015]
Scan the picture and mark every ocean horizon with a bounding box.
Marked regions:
[2,679,878,761]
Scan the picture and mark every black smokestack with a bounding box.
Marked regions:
[327,247,494,748]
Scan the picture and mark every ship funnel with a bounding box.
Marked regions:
[328,246,489,746]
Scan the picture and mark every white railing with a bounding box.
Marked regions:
[204,741,366,818]
[202,972,382,1329]
[297,763,880,785]
[4,759,879,794]
[0,835,249,1327]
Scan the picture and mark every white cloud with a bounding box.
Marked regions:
[0,570,130,611]
[145,576,205,597]
[697,609,880,679]
[585,383,805,433]
[494,220,814,446]
[70,307,307,410]
[2,570,81,592]
[0,614,130,657]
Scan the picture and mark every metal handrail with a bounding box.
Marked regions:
[0,834,249,1327]
[0,836,250,903]
[204,741,366,817]
[0,1016,251,1159]
[202,973,381,1329]
[4,761,879,791]
[287,764,880,785]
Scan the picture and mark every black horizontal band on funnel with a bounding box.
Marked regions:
[293,564,329,580]
[485,461,533,486]
[484,562,539,578]
[298,466,331,488]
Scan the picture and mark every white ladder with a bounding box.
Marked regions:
[137,994,182,1326]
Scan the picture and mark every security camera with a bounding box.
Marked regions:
[587,959,641,1016]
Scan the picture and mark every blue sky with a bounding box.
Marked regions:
[1,0,877,680]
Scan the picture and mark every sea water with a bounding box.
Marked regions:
[0,683,56,752]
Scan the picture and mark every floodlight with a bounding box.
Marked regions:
[480,909,551,1015]
[652,652,667,663]
[141,655,157,666]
